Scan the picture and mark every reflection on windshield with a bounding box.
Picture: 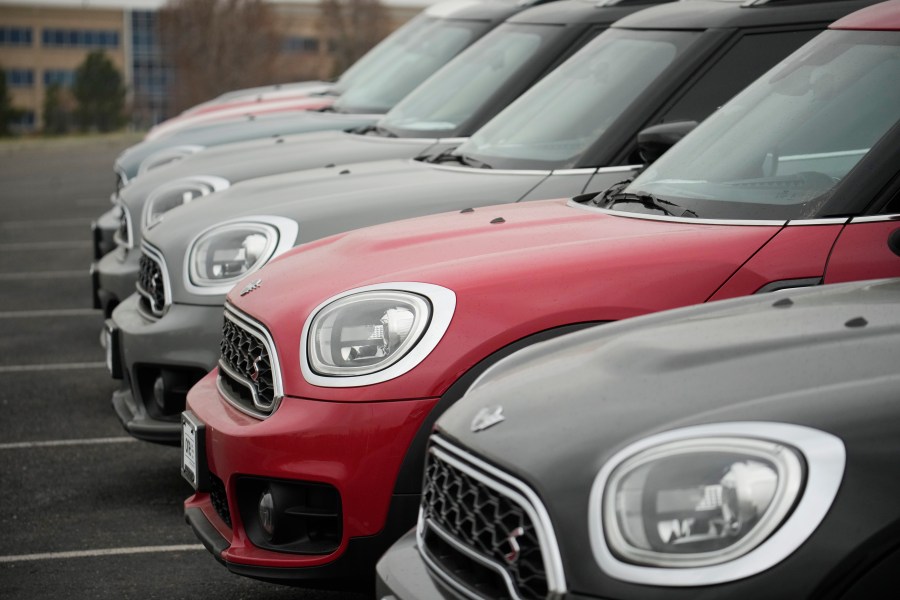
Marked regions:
[624,31,900,220]
[454,29,698,170]
[333,19,482,114]
[379,24,549,137]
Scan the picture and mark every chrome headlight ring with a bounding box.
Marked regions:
[300,282,456,387]
[143,175,230,230]
[183,215,298,296]
[589,421,845,586]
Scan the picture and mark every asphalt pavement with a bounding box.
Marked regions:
[0,135,369,600]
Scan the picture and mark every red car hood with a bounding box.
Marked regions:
[228,199,783,401]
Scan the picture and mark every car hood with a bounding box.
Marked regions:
[225,199,782,402]
[122,131,446,246]
[116,111,381,179]
[431,277,900,595]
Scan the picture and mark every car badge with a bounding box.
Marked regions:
[250,355,263,382]
[240,279,262,296]
[503,526,525,564]
[471,406,504,433]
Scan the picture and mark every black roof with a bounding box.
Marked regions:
[614,0,876,29]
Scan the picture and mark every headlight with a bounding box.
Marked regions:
[143,176,230,229]
[590,422,844,586]
[113,202,132,249]
[137,144,204,176]
[301,282,456,387]
[184,216,298,294]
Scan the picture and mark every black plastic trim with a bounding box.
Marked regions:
[185,507,229,560]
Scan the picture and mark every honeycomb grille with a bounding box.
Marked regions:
[218,315,277,416]
[136,252,166,318]
[209,471,231,529]
[421,447,548,600]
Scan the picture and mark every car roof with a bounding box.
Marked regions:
[509,0,663,26]
[613,0,877,30]
[429,0,557,20]
[831,0,900,29]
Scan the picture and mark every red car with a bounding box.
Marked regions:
[183,0,900,585]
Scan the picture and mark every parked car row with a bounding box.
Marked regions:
[86,0,900,596]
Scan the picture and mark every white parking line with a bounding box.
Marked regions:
[0,544,205,563]
[0,308,100,319]
[0,217,93,229]
[0,436,137,450]
[0,270,86,280]
[0,362,105,374]
[0,241,91,251]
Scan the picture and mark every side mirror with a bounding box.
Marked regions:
[637,121,698,164]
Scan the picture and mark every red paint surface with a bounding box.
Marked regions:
[831,0,900,31]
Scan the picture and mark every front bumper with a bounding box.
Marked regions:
[184,371,438,583]
[110,294,222,444]
[93,246,141,317]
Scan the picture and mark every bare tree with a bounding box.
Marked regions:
[319,0,391,77]
[159,0,283,113]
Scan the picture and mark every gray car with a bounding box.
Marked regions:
[92,0,655,315]
[107,0,872,444]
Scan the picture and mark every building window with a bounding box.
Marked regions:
[6,69,34,87]
[43,69,76,87]
[0,26,33,46]
[42,28,120,49]
[11,110,35,131]
[283,36,320,53]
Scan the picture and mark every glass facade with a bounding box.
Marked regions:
[41,28,119,48]
[43,69,76,87]
[0,26,33,46]
[6,68,34,87]
[130,10,171,127]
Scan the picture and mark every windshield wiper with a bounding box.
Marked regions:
[428,148,492,169]
[352,124,398,138]
[593,181,697,218]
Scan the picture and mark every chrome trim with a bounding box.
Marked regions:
[425,435,567,595]
[786,218,850,226]
[588,422,845,586]
[595,164,643,174]
[183,215,299,296]
[436,137,468,144]
[419,519,525,600]
[550,168,597,176]
[849,214,900,223]
[300,282,456,388]
[755,277,821,294]
[136,241,172,319]
[567,201,788,227]
[426,163,551,176]
[218,303,284,419]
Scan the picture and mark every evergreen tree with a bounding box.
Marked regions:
[0,67,23,137]
[72,51,126,132]
[43,82,71,135]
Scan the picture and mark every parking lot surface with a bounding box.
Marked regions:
[0,135,368,599]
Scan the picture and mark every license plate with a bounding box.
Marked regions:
[182,411,206,490]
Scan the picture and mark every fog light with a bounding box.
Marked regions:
[259,490,275,538]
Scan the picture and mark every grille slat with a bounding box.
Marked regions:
[137,252,166,318]
[218,311,278,417]
[422,448,548,600]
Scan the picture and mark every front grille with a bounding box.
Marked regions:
[136,250,166,318]
[217,306,280,418]
[420,439,551,600]
[209,472,231,528]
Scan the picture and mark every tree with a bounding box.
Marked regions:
[319,0,390,77]
[159,0,283,113]
[72,51,126,132]
[43,82,75,135]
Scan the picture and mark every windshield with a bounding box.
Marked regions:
[379,23,556,138]
[454,29,699,170]
[620,31,900,221]
[332,18,487,114]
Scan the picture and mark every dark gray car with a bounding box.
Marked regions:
[108,0,875,444]
[376,277,900,600]
[92,0,658,314]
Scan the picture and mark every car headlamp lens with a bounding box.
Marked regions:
[309,291,431,377]
[604,437,803,568]
[189,223,278,286]
[144,176,229,229]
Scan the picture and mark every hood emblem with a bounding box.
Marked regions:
[471,406,504,433]
[250,355,263,383]
[240,279,262,296]
[503,526,525,564]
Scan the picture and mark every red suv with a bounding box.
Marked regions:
[182,0,900,586]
